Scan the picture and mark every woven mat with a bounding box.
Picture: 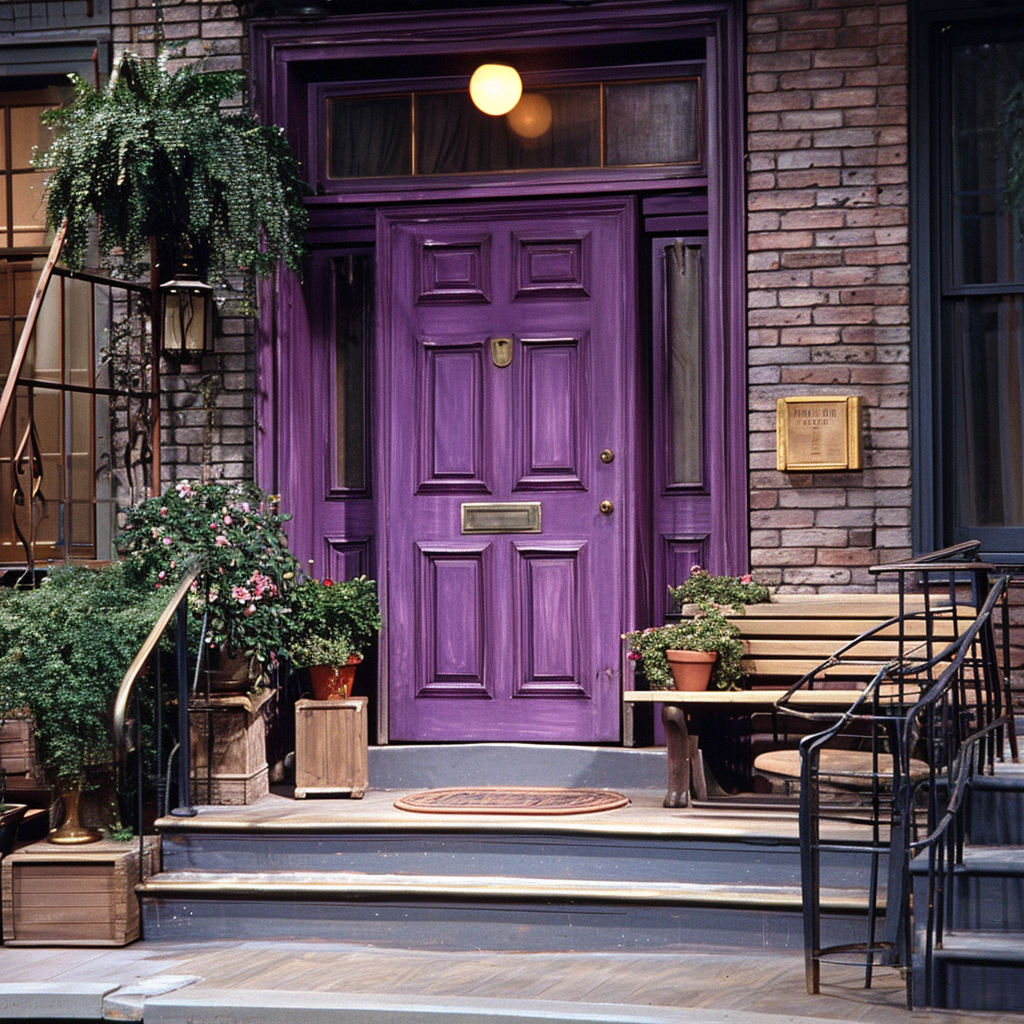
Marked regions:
[393,786,630,815]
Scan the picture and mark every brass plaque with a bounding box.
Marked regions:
[777,396,861,472]
[461,502,541,534]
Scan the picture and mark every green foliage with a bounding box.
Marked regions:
[669,565,772,614]
[0,565,166,787]
[1002,82,1024,230]
[119,480,298,667]
[34,52,309,281]
[289,575,381,667]
[623,608,745,692]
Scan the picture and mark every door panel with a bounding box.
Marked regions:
[379,199,635,742]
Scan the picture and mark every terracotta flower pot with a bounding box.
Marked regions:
[308,655,361,700]
[666,649,717,692]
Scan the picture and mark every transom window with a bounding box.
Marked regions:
[325,74,702,180]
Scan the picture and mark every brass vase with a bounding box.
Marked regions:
[48,788,101,845]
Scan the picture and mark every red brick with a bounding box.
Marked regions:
[748,269,813,288]
[749,52,814,73]
[748,230,815,250]
[779,29,838,50]
[843,245,908,265]
[781,365,852,383]
[779,327,842,345]
[839,286,909,306]
[780,209,846,230]
[780,250,843,268]
[781,110,844,130]
[748,190,815,210]
[845,208,908,228]
[812,266,878,287]
[844,107,907,128]
[747,0,813,12]
[748,91,812,112]
[748,131,813,151]
[812,48,878,69]
[837,25,881,48]
[748,308,814,326]
[748,211,782,232]
[813,87,877,109]
[843,8,880,27]
[747,172,778,191]
[811,305,875,325]
[778,287,837,306]
[777,149,842,169]
[778,70,847,92]
[809,345,876,363]
[749,112,782,132]
[778,10,843,30]
[776,168,842,188]
[814,228,877,246]
[749,33,781,54]
[747,73,781,93]
[748,15,781,33]
[813,127,880,148]
[748,251,781,271]
[816,186,878,207]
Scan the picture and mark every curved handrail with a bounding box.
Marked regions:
[112,560,203,752]
[0,220,68,439]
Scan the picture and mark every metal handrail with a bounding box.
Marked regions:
[0,221,67,440]
[112,560,204,820]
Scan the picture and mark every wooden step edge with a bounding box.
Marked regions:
[911,847,1024,876]
[137,871,873,912]
[924,931,1024,964]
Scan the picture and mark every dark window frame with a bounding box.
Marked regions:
[911,0,1024,563]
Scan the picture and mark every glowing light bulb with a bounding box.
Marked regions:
[469,64,523,116]
[507,93,552,138]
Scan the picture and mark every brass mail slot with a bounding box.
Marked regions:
[461,502,542,534]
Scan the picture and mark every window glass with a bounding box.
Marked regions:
[950,40,1024,286]
[949,295,1024,528]
[328,95,412,178]
[665,241,704,487]
[334,253,373,491]
[605,79,700,166]
[325,75,700,179]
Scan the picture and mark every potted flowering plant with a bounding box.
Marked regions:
[288,575,381,700]
[669,565,771,614]
[119,480,298,688]
[624,608,744,692]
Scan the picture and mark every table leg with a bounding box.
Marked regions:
[662,704,690,808]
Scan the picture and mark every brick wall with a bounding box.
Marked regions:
[745,0,911,591]
[111,0,254,488]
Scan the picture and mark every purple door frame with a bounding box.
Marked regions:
[251,1,749,744]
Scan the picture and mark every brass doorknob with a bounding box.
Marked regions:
[599,500,614,515]
[600,449,615,464]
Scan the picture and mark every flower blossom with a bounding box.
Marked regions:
[214,534,230,547]
[740,574,752,585]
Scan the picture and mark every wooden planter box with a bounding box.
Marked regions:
[189,689,272,806]
[0,716,38,776]
[294,697,368,798]
[2,838,159,946]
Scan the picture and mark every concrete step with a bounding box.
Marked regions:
[911,846,1024,931]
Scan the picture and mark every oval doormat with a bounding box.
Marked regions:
[393,786,630,815]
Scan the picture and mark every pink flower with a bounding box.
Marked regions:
[740,574,752,584]
[159,507,168,517]
[223,515,233,525]
[162,537,172,546]
[158,571,166,579]
[214,535,230,547]
[323,579,334,587]
[209,522,218,530]
[627,651,642,661]
[690,564,701,574]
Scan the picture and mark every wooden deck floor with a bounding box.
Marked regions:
[1,939,1021,1023]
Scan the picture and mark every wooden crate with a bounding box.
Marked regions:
[294,697,368,798]
[2,838,159,946]
[0,716,38,776]
[189,689,272,805]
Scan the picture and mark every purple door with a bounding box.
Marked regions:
[378,198,637,742]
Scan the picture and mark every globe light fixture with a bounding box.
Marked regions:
[469,63,523,116]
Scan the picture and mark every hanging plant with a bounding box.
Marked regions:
[1001,81,1024,228]
[33,51,310,283]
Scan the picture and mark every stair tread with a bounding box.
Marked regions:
[959,846,1024,872]
[140,869,874,910]
[930,930,1024,963]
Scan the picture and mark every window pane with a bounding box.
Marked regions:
[416,86,600,174]
[950,295,1024,528]
[12,171,48,239]
[328,96,412,178]
[606,79,700,166]
[665,242,703,486]
[10,105,50,168]
[334,254,372,490]
[950,39,1024,285]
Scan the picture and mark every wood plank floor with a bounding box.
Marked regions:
[0,940,1020,1023]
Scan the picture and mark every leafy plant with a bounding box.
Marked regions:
[0,564,166,788]
[623,608,745,691]
[289,575,381,668]
[1001,81,1024,229]
[670,565,771,614]
[34,51,309,282]
[119,480,298,669]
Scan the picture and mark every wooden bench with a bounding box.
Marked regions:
[624,594,974,808]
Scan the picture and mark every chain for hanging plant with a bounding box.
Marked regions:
[33,52,310,284]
